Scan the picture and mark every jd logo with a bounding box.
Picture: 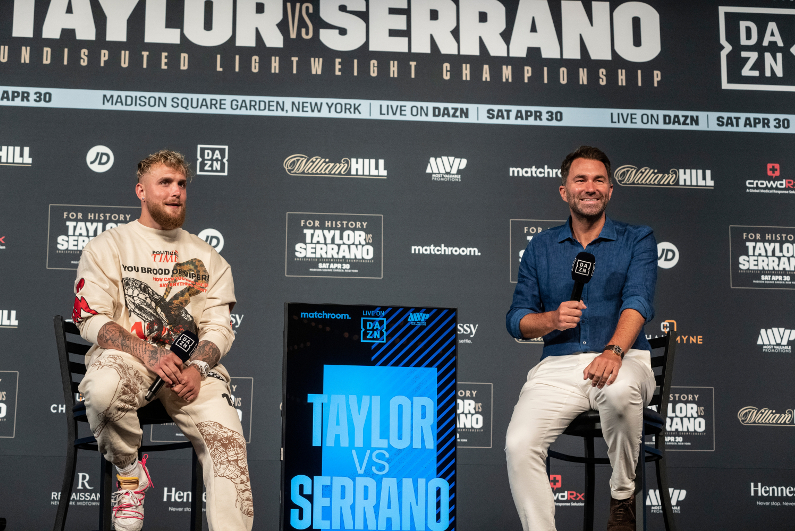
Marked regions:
[86,146,114,173]
[198,228,224,253]
[768,163,780,177]
[657,242,679,269]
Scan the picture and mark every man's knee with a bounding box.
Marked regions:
[505,424,545,461]
[598,381,643,416]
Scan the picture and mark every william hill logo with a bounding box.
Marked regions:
[613,166,714,188]
[408,312,430,326]
[283,154,387,178]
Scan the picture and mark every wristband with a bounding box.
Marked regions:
[185,360,210,379]
[603,344,624,359]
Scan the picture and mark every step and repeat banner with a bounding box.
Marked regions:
[1,1,794,529]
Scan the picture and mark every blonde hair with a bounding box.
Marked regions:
[137,149,193,183]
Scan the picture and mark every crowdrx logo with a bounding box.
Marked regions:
[427,157,467,182]
[283,155,387,178]
[746,163,795,193]
[757,327,794,353]
[548,475,585,506]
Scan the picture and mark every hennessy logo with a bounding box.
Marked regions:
[283,154,350,177]
[737,406,795,426]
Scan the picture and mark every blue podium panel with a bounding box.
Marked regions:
[282,304,457,531]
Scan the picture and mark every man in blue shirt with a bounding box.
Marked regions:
[505,146,657,531]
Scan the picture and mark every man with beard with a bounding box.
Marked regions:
[72,150,253,531]
[504,146,657,531]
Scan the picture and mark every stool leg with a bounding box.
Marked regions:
[634,438,645,531]
[584,436,595,531]
[99,457,113,531]
[53,445,78,531]
[190,449,203,531]
[655,436,677,531]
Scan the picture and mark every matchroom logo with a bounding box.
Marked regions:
[47,205,137,270]
[285,213,383,279]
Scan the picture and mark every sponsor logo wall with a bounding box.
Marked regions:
[1,2,794,529]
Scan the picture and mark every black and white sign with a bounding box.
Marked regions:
[456,382,492,448]
[664,386,715,451]
[285,212,383,279]
[730,225,795,289]
[47,204,137,270]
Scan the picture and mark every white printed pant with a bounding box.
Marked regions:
[79,349,254,531]
[504,350,655,531]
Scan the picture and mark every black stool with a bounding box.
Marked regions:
[546,331,678,531]
[53,315,204,531]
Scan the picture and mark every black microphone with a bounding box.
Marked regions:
[570,252,596,301]
[145,330,199,401]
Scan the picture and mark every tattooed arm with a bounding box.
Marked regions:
[97,321,185,387]
[191,340,221,368]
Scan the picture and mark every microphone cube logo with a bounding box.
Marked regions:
[768,163,780,177]
[173,334,196,353]
[574,259,593,276]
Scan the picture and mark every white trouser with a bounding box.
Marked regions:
[505,349,655,531]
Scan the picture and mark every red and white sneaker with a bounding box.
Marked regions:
[111,454,152,531]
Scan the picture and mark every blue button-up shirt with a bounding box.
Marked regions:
[507,216,656,359]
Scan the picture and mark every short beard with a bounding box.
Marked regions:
[565,191,609,221]
[147,201,186,230]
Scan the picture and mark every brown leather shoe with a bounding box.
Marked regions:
[607,493,636,531]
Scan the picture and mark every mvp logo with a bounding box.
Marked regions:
[361,318,386,343]
[408,312,430,325]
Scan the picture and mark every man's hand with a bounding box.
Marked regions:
[147,350,185,387]
[171,365,201,402]
[552,300,587,330]
[583,351,622,389]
